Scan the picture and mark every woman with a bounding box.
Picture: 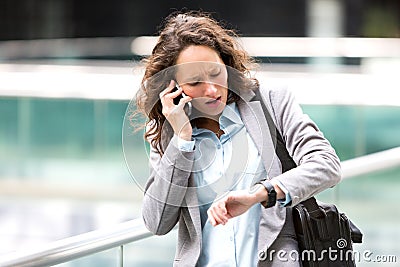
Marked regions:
[135,11,341,267]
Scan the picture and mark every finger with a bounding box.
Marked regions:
[207,209,218,226]
[208,208,226,226]
[169,86,184,100]
[217,201,228,216]
[177,95,192,106]
[159,80,176,98]
[208,205,228,226]
[217,209,229,225]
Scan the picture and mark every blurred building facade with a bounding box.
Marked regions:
[1,0,399,40]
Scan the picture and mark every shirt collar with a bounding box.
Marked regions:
[219,102,243,127]
[192,102,243,137]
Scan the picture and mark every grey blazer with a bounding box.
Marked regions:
[141,85,342,266]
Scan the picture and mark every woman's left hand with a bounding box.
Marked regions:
[207,190,259,227]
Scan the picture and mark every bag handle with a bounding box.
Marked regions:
[253,89,325,218]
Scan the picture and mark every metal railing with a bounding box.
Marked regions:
[0,219,152,267]
[1,146,400,267]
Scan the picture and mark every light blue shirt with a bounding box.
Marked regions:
[177,103,291,267]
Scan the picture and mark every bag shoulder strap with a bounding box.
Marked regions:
[253,88,324,217]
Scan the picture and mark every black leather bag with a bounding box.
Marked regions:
[292,197,363,266]
[254,89,363,266]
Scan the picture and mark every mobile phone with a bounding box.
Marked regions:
[172,83,192,116]
[172,86,183,105]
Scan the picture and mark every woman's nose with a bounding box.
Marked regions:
[203,82,218,96]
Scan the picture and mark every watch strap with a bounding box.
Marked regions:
[258,180,277,208]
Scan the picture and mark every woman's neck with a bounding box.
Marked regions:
[193,117,224,138]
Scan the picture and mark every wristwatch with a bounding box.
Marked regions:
[257,180,277,208]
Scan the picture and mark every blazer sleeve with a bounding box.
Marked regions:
[266,87,342,206]
[141,134,195,235]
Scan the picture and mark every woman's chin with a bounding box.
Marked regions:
[193,104,225,118]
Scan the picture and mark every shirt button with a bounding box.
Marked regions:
[230,236,233,242]
[217,144,221,149]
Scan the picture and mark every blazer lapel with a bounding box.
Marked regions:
[238,91,287,251]
[237,96,277,174]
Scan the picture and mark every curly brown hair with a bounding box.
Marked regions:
[134,10,259,155]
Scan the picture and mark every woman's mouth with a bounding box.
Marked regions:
[206,96,221,104]
[205,96,221,107]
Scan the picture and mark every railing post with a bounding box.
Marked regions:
[118,245,124,267]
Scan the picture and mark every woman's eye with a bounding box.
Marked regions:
[188,81,200,86]
[210,69,221,77]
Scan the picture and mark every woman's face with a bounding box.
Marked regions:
[175,45,228,117]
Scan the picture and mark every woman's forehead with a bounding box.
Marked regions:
[175,62,225,80]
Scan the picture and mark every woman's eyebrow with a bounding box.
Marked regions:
[181,74,203,83]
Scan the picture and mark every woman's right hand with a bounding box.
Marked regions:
[159,80,193,141]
